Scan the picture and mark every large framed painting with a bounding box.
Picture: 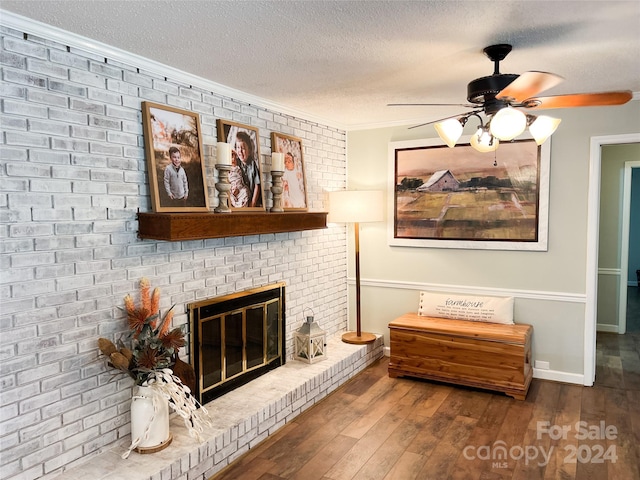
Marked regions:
[217,119,265,211]
[142,102,210,212]
[271,132,308,211]
[388,136,550,251]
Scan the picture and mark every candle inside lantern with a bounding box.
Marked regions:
[216,142,232,165]
[272,152,284,171]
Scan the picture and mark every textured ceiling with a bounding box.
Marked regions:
[1,0,639,129]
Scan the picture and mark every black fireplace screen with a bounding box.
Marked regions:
[188,283,285,404]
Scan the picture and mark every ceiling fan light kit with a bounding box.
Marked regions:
[528,115,562,145]
[489,106,527,141]
[470,127,499,153]
[434,117,464,147]
[393,44,632,153]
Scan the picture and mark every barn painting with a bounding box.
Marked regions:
[389,137,550,251]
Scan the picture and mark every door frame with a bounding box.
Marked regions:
[619,161,640,334]
[585,133,640,386]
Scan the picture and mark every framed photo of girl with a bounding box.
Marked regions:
[270,132,308,211]
[142,102,210,212]
[216,119,265,211]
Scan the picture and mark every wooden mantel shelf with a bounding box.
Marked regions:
[137,211,328,241]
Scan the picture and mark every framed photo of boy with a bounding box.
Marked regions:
[271,132,308,211]
[142,102,210,212]
[217,119,265,211]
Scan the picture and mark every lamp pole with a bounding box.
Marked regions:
[354,221,361,337]
[342,221,376,344]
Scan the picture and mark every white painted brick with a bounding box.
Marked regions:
[106,130,138,145]
[51,137,89,152]
[70,125,107,141]
[49,79,87,97]
[89,61,122,79]
[88,87,122,105]
[105,105,142,121]
[4,99,49,118]
[69,69,106,88]
[2,67,48,90]
[0,82,27,101]
[106,78,138,96]
[27,118,69,136]
[26,57,68,79]
[0,49,26,69]
[48,49,89,70]
[1,26,348,480]
[123,70,153,88]
[48,107,88,125]
[3,36,47,58]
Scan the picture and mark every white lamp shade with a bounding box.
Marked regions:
[490,107,527,141]
[470,128,499,153]
[434,118,463,148]
[529,115,561,145]
[328,190,384,223]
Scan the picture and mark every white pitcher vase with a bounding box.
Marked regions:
[130,384,170,450]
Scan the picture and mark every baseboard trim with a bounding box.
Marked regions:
[533,368,584,385]
[596,323,620,333]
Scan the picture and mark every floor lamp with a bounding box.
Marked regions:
[329,190,384,344]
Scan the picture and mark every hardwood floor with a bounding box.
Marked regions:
[210,332,640,480]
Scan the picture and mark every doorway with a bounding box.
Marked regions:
[624,166,640,332]
[619,161,640,333]
[585,134,640,386]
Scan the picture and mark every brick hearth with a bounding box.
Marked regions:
[54,336,384,480]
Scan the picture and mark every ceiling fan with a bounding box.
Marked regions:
[389,44,633,151]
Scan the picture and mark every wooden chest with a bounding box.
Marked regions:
[388,313,533,400]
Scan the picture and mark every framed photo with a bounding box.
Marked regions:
[216,119,265,211]
[271,132,308,211]
[388,136,550,251]
[142,102,210,212]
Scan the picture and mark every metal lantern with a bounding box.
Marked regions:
[294,313,327,364]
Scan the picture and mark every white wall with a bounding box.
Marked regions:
[346,100,640,384]
[0,23,349,480]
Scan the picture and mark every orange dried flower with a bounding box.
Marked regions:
[158,309,174,337]
[150,288,160,317]
[136,346,162,370]
[128,308,150,337]
[124,294,135,315]
[161,328,186,350]
[104,278,185,384]
[140,278,151,315]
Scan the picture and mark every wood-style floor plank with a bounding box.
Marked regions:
[210,331,640,480]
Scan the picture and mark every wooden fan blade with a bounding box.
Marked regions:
[388,103,476,108]
[497,71,564,103]
[522,90,633,109]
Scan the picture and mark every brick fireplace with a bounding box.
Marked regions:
[0,19,352,480]
[53,337,384,480]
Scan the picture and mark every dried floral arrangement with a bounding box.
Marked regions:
[98,278,211,457]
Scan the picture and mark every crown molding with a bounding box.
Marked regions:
[0,10,348,132]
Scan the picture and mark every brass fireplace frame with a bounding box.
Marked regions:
[187,283,286,404]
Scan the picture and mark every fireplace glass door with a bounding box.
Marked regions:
[189,283,285,404]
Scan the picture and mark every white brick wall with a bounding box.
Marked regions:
[0,26,348,480]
